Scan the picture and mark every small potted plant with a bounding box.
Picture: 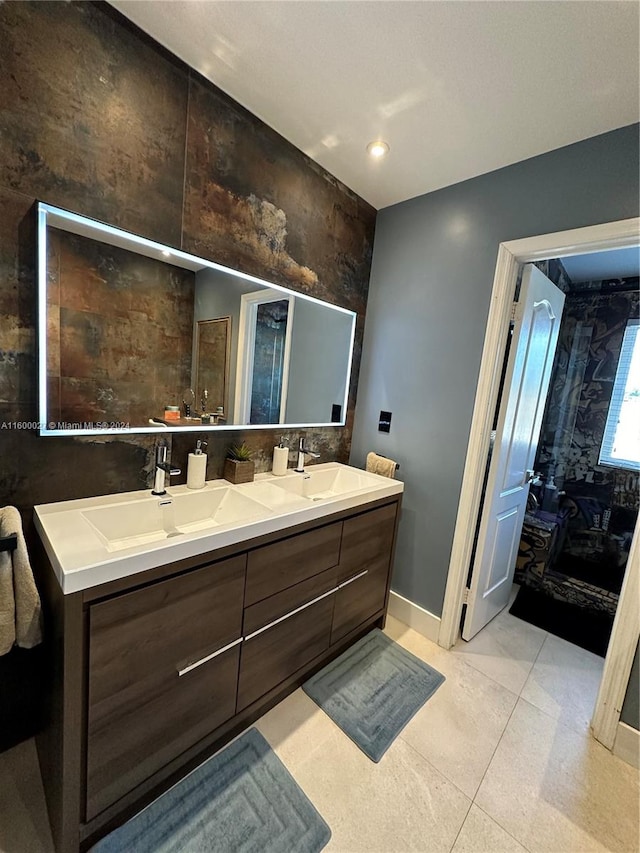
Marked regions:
[223,443,255,484]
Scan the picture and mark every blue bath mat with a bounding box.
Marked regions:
[303,629,445,762]
[92,728,330,853]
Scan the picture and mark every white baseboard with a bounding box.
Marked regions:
[613,721,639,769]
[387,590,441,643]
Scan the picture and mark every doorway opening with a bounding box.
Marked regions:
[510,255,638,658]
[234,289,294,425]
[439,217,640,751]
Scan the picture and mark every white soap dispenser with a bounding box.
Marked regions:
[187,440,208,489]
[272,436,289,476]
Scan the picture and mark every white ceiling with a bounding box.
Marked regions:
[563,247,640,284]
[110,1,639,210]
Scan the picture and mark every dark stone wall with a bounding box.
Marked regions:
[537,278,640,502]
[0,1,376,521]
[47,229,196,427]
[534,278,639,589]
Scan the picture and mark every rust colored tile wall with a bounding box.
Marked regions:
[48,229,195,427]
[0,1,376,518]
[0,1,187,245]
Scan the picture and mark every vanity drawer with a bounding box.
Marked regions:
[243,564,339,636]
[237,593,335,711]
[245,521,342,606]
[337,502,397,582]
[85,554,246,820]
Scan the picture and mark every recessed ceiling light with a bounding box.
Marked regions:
[367,140,390,158]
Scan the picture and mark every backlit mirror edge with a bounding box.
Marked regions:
[36,201,356,436]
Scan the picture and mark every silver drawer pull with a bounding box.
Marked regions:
[245,586,338,641]
[338,569,368,589]
[177,637,243,677]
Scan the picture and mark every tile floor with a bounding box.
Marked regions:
[0,603,638,853]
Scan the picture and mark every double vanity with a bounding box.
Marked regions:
[33,462,403,851]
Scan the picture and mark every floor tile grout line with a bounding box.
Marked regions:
[470,684,522,805]
[515,691,604,739]
[472,801,535,853]
[449,652,521,701]
[398,733,474,804]
[393,621,525,701]
[450,647,539,700]
[395,734,479,853]
[447,797,475,853]
[517,626,550,699]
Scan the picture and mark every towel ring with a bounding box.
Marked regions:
[375,452,400,471]
[0,534,17,553]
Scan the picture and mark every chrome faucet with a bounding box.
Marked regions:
[152,444,181,496]
[295,437,320,473]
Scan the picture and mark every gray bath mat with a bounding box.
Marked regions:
[303,629,445,762]
[92,728,330,853]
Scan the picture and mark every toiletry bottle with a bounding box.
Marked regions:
[272,436,289,476]
[542,474,558,513]
[182,387,195,419]
[187,440,208,489]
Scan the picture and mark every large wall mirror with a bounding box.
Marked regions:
[37,202,356,436]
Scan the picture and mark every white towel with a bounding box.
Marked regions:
[366,452,397,479]
[0,506,42,656]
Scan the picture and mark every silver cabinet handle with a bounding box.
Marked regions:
[245,586,338,641]
[338,569,368,588]
[177,636,243,677]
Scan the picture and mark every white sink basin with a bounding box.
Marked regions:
[172,488,272,532]
[234,481,311,510]
[35,462,404,593]
[82,487,272,551]
[269,466,371,501]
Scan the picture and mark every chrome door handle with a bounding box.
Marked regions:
[244,586,338,641]
[177,637,243,677]
[522,469,535,486]
[338,569,368,588]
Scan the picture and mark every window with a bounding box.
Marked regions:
[599,319,640,471]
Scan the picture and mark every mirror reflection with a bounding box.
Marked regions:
[193,317,231,424]
[39,203,356,435]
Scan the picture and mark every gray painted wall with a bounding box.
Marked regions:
[193,268,259,421]
[286,300,353,424]
[351,123,640,619]
[194,270,354,426]
[621,642,639,731]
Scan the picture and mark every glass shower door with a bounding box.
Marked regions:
[249,299,290,424]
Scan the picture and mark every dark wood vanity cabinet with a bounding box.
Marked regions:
[244,521,342,605]
[332,502,397,643]
[36,495,400,852]
[85,555,246,820]
[238,593,335,711]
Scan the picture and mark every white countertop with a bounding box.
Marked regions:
[34,463,403,594]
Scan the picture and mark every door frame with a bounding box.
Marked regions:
[438,216,640,749]
[234,289,295,425]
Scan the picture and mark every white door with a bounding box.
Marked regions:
[462,264,565,640]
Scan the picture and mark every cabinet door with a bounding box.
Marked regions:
[332,503,397,643]
[237,593,334,711]
[86,555,246,820]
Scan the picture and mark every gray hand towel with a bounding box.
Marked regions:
[0,506,42,655]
